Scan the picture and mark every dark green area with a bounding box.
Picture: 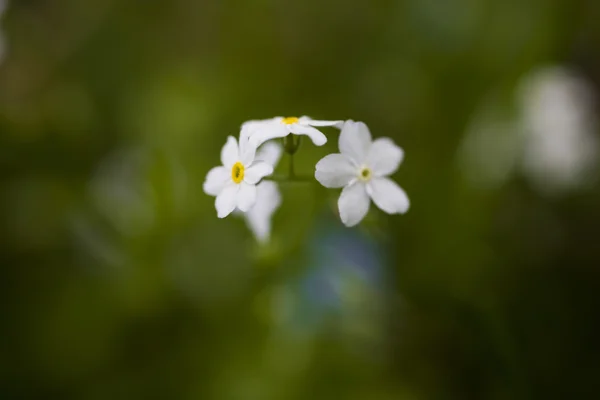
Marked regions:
[1,0,600,398]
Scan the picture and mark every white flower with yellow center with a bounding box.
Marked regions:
[242,116,343,147]
[315,120,409,227]
[203,136,273,218]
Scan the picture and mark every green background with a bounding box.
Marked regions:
[1,0,600,398]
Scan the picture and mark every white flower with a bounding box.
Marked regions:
[519,66,598,194]
[203,136,274,218]
[238,141,283,243]
[241,116,343,147]
[315,120,409,227]
[459,65,599,195]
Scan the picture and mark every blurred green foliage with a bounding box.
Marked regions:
[1,0,600,398]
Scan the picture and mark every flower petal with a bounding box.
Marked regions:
[289,124,327,146]
[203,166,231,196]
[338,120,372,163]
[243,118,288,148]
[215,183,239,218]
[255,141,283,167]
[366,137,405,176]
[244,181,281,243]
[367,177,409,214]
[244,161,274,184]
[338,182,370,227]
[241,117,281,133]
[239,123,257,144]
[236,182,258,212]
[221,136,239,168]
[239,135,257,166]
[299,116,344,128]
[315,153,357,188]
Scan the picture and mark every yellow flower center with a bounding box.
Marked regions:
[282,117,299,125]
[359,167,372,181]
[231,162,245,184]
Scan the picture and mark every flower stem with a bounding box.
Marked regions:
[283,134,300,155]
[283,135,302,180]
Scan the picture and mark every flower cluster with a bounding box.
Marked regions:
[203,116,409,242]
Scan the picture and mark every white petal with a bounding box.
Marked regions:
[366,137,405,176]
[241,117,282,133]
[244,161,274,184]
[236,182,257,212]
[244,181,281,243]
[239,124,252,145]
[239,135,257,165]
[299,116,344,128]
[338,120,372,163]
[243,118,288,148]
[252,125,289,147]
[289,124,327,146]
[367,177,409,214]
[221,136,239,168]
[315,153,357,188]
[255,141,283,167]
[203,166,231,196]
[338,182,370,227]
[215,183,239,218]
